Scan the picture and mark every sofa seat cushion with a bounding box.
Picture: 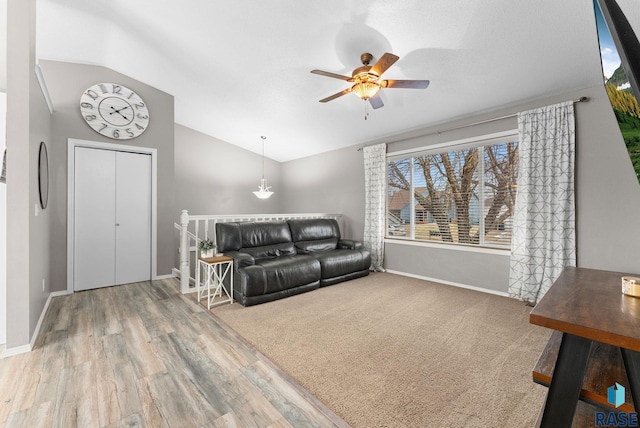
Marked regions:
[309,249,369,279]
[254,255,320,294]
[295,238,338,254]
[242,242,296,261]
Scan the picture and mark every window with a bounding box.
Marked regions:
[386,135,519,248]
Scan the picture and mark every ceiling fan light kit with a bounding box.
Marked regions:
[351,80,380,100]
[311,52,430,119]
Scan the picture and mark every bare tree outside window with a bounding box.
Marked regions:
[387,140,518,248]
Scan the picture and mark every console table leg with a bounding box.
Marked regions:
[539,333,592,428]
[621,348,640,410]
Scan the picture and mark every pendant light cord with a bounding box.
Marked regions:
[261,136,266,179]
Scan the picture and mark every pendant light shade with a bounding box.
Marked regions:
[253,136,273,199]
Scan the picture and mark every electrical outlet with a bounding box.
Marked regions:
[35,203,39,217]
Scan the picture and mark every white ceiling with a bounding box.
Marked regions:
[33,0,628,162]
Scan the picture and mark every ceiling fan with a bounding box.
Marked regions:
[311,52,430,112]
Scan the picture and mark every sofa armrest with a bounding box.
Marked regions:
[338,239,363,250]
[224,251,255,269]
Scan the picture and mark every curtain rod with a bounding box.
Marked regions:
[358,96,589,151]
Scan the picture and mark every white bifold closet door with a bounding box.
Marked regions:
[74,147,151,291]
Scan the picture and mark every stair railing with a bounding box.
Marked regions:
[176,210,343,294]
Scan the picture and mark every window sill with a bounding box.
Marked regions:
[384,237,511,256]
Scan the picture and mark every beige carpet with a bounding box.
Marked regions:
[211,272,551,427]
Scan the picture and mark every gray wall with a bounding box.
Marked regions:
[0,93,6,344]
[282,83,640,294]
[574,88,640,271]
[174,124,282,216]
[280,145,365,241]
[29,81,53,340]
[39,60,175,291]
[386,84,640,292]
[173,125,284,269]
[6,0,54,348]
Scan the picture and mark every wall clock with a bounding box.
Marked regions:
[79,83,149,140]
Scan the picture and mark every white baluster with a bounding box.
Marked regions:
[180,210,190,294]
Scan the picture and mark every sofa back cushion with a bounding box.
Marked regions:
[239,221,292,247]
[288,219,340,254]
[216,221,296,260]
[216,222,242,252]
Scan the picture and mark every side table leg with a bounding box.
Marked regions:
[207,264,214,309]
[196,260,201,301]
[621,348,640,410]
[539,333,592,428]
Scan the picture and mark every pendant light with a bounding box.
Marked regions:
[253,136,273,199]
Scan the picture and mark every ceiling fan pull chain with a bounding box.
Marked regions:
[364,99,369,120]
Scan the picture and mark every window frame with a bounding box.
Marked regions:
[385,130,519,251]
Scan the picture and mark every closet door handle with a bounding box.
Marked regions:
[116,223,120,226]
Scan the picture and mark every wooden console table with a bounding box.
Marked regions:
[530,267,640,427]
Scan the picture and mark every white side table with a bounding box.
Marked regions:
[196,255,234,309]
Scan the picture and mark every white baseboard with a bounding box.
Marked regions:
[172,268,195,286]
[384,269,509,297]
[2,344,31,358]
[156,273,177,280]
[30,290,69,349]
[2,290,70,358]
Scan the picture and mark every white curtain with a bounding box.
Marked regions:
[363,143,386,271]
[508,101,576,304]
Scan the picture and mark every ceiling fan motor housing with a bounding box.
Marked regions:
[360,52,374,65]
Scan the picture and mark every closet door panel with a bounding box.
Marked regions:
[115,151,152,285]
[74,147,116,291]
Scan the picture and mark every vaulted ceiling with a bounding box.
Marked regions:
[34,0,638,161]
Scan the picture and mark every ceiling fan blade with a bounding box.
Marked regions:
[382,79,430,89]
[368,94,384,109]
[319,88,352,103]
[311,69,352,81]
[370,53,399,77]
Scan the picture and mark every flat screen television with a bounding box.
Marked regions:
[594,0,640,182]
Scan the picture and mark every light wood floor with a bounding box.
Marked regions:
[0,279,347,427]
